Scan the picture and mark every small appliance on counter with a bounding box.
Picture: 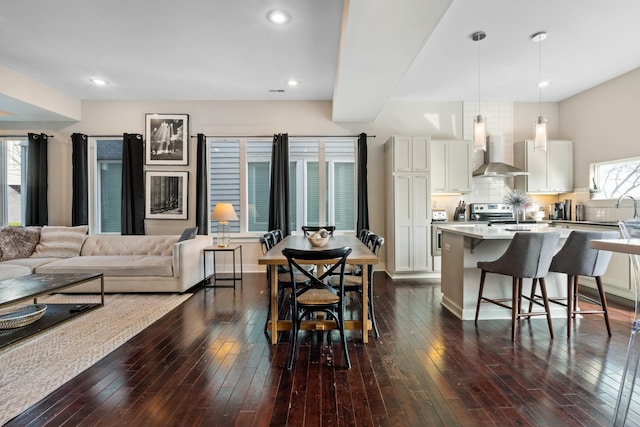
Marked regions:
[564,199,572,220]
[553,202,565,220]
[432,209,447,222]
[576,204,585,221]
[453,201,466,221]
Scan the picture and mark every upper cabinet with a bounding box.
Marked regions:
[389,136,429,173]
[430,139,472,193]
[514,139,573,193]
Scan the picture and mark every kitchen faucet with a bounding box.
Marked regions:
[615,194,638,219]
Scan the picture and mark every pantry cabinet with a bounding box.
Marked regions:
[385,136,432,277]
[513,139,573,193]
[430,139,472,193]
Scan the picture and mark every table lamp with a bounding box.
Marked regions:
[211,203,238,247]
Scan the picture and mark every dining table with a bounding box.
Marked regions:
[590,238,640,426]
[258,235,380,344]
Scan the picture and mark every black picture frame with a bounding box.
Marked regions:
[145,113,189,165]
[145,171,188,219]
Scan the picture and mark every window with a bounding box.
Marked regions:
[0,138,27,226]
[89,137,122,233]
[208,136,356,235]
[591,157,640,199]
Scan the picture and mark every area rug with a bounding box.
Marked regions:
[0,293,192,425]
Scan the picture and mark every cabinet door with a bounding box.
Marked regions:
[525,140,548,191]
[447,140,472,192]
[430,140,447,192]
[547,140,573,192]
[412,137,430,172]
[392,136,412,172]
[394,175,413,271]
[412,174,431,271]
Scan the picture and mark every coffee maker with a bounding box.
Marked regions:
[553,202,565,220]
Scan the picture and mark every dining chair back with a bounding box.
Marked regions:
[475,232,560,341]
[539,230,619,336]
[358,229,372,243]
[282,246,352,370]
[270,229,283,243]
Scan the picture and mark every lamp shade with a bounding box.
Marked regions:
[211,203,238,222]
[473,114,487,152]
[534,116,547,152]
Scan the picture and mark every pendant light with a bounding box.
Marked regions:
[532,31,548,152]
[472,31,487,152]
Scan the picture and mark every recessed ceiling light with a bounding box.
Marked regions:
[537,80,551,88]
[286,79,299,87]
[90,78,108,86]
[267,10,291,24]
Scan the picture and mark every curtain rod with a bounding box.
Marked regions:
[190,134,376,139]
[0,134,54,138]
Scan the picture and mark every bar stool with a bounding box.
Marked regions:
[531,230,619,337]
[475,232,560,341]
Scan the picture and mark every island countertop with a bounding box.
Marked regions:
[435,223,571,240]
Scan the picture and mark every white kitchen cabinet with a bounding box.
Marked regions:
[389,136,429,173]
[513,139,573,193]
[430,139,472,193]
[385,137,432,277]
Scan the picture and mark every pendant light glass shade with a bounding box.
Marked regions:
[532,31,548,152]
[472,31,487,152]
[534,116,547,152]
[474,114,486,151]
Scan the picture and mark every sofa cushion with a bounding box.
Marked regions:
[32,225,88,258]
[0,226,41,261]
[35,255,173,277]
[0,263,32,281]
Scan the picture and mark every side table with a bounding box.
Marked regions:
[203,245,243,292]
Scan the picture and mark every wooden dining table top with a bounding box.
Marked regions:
[590,238,640,255]
[258,235,379,265]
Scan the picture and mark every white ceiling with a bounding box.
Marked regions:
[1,0,640,124]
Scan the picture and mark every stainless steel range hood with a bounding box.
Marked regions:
[472,136,528,177]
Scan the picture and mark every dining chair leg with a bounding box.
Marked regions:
[338,310,351,369]
[511,277,520,341]
[475,270,487,324]
[287,313,299,370]
[538,278,554,339]
[595,276,612,337]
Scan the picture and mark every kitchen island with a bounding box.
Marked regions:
[437,223,571,320]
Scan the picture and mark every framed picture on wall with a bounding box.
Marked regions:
[145,113,189,165]
[145,171,188,219]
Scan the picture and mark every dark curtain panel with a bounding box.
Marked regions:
[71,133,89,226]
[195,133,208,235]
[121,133,145,235]
[268,133,290,237]
[356,133,370,233]
[25,133,48,226]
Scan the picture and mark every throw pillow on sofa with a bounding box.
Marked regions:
[31,225,89,258]
[0,226,42,261]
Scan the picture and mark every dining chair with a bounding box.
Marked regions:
[358,229,372,243]
[301,225,336,236]
[270,229,283,243]
[259,233,310,334]
[282,246,352,370]
[612,218,640,426]
[532,230,619,337]
[475,232,560,341]
[329,234,384,339]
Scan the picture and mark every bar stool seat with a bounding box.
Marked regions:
[475,232,561,341]
[536,230,619,337]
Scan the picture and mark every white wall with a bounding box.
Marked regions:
[559,67,640,189]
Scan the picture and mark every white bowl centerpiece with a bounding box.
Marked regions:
[308,228,331,247]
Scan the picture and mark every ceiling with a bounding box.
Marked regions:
[1,0,640,124]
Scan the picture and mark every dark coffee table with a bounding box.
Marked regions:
[0,272,104,349]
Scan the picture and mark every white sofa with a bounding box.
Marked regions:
[0,230,211,293]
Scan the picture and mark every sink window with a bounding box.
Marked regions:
[591,157,640,199]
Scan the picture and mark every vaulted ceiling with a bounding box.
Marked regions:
[1,0,639,125]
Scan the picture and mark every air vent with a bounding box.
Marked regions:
[269,89,285,93]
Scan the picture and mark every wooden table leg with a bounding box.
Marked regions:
[270,265,279,344]
[361,265,369,344]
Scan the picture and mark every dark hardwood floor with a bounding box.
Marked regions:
[6,272,639,426]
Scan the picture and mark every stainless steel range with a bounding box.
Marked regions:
[469,203,514,222]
